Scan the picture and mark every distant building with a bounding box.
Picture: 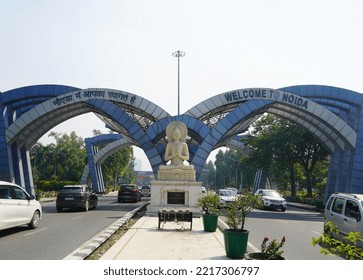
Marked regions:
[134,171,154,186]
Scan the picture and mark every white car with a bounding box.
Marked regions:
[255,189,287,212]
[0,181,42,231]
[140,185,151,197]
[217,189,237,207]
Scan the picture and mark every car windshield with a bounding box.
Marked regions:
[219,190,234,196]
[61,187,83,192]
[262,191,281,197]
[121,186,134,191]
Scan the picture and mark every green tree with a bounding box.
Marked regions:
[244,115,330,197]
[102,146,135,189]
[47,131,86,181]
[31,131,137,191]
[200,160,216,189]
[214,149,246,190]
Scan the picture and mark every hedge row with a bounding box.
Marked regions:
[34,180,79,192]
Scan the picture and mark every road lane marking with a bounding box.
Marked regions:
[23,227,47,236]
[72,215,83,221]
[248,242,260,252]
[277,219,288,223]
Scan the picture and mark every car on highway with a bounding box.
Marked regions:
[324,192,363,247]
[140,185,151,197]
[118,184,141,202]
[255,189,287,212]
[217,188,237,207]
[56,185,98,212]
[0,181,42,231]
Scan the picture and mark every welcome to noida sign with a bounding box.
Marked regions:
[224,88,309,110]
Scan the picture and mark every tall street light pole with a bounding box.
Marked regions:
[172,50,185,115]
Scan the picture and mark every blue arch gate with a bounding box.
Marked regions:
[0,84,362,201]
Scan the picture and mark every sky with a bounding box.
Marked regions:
[1,0,363,170]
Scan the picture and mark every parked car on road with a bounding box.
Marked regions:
[118,184,141,202]
[255,189,287,212]
[226,187,238,195]
[141,185,151,197]
[324,192,363,247]
[56,185,98,212]
[217,189,237,207]
[0,181,42,231]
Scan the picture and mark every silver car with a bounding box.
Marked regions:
[0,181,42,231]
[324,192,363,245]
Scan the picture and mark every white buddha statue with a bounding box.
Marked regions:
[159,121,194,170]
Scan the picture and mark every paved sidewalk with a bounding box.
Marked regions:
[99,202,320,260]
[100,215,230,260]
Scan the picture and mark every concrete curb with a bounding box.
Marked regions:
[63,201,150,260]
[287,202,324,213]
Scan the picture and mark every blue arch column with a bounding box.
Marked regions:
[0,105,12,182]
[7,142,34,194]
[344,107,363,195]
[0,97,33,193]
[85,138,104,193]
[84,134,124,193]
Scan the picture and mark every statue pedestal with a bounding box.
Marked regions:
[146,180,203,216]
[157,168,196,181]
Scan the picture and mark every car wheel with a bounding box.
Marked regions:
[281,208,286,212]
[28,211,41,229]
[84,200,89,211]
[93,199,98,209]
[56,206,62,212]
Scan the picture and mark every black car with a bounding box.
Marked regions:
[118,184,141,203]
[56,185,98,212]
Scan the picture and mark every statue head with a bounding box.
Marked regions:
[166,121,187,143]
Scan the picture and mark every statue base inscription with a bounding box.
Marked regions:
[157,168,196,182]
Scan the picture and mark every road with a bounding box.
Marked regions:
[240,206,342,260]
[0,194,147,260]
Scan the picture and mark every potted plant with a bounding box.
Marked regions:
[223,193,262,259]
[196,191,221,232]
[245,236,286,260]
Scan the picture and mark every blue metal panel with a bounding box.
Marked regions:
[226,111,239,124]
[135,131,147,144]
[149,155,163,166]
[145,148,159,158]
[187,117,197,130]
[141,141,154,151]
[198,125,210,139]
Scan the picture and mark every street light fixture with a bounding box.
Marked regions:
[172,50,185,115]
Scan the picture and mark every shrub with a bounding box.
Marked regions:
[311,222,363,260]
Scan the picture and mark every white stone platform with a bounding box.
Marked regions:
[146,180,203,216]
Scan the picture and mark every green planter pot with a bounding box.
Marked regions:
[223,229,249,259]
[244,252,285,260]
[202,214,218,232]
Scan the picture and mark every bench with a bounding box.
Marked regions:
[158,209,193,230]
